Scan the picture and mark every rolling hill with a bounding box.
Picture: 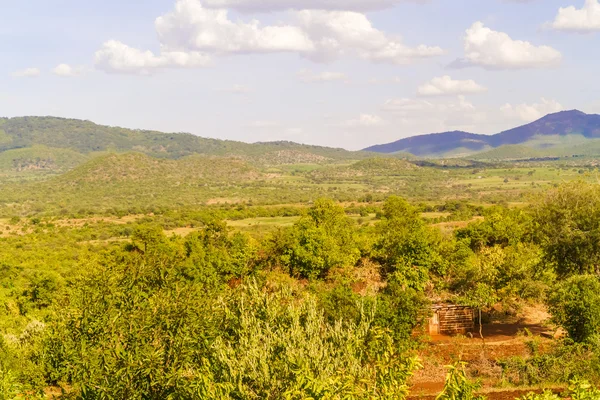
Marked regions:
[364,110,600,158]
[0,116,376,179]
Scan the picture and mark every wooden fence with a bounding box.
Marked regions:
[428,304,475,335]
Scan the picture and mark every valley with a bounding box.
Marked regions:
[7,0,600,397]
[0,116,600,399]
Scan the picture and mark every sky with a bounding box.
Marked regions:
[2,0,600,150]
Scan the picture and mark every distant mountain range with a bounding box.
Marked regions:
[2,111,600,182]
[364,110,600,158]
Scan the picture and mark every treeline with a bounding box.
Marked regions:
[1,182,600,398]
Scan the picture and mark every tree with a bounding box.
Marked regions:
[184,220,256,282]
[533,182,600,277]
[41,240,215,398]
[374,271,430,344]
[373,196,438,276]
[462,283,498,340]
[131,223,165,253]
[282,199,360,280]
[547,275,600,343]
[456,207,532,252]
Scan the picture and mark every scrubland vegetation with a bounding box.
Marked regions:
[2,174,600,398]
[1,117,600,398]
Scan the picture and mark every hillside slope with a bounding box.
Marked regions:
[364,110,600,157]
[0,116,374,169]
[364,131,490,156]
[0,153,269,215]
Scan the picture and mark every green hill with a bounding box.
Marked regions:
[0,145,91,175]
[0,153,269,215]
[0,116,243,157]
[0,117,373,167]
[56,153,261,185]
[349,158,420,173]
[469,145,544,161]
[469,139,600,160]
[538,139,600,158]
[307,157,423,182]
[0,153,431,216]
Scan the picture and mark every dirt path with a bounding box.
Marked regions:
[411,316,557,397]
[409,388,561,400]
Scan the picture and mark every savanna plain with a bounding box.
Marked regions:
[1,118,600,399]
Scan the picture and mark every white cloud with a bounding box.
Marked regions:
[551,0,600,33]
[94,40,212,74]
[12,68,41,78]
[52,64,84,77]
[202,0,426,12]
[155,0,314,54]
[452,22,562,69]
[500,98,563,121]
[417,75,487,96]
[297,10,444,64]
[342,113,386,128]
[96,0,443,74]
[298,69,348,83]
[383,96,478,114]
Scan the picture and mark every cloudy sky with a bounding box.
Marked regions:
[2,0,600,150]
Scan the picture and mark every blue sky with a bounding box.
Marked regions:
[2,0,600,150]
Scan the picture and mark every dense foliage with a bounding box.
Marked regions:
[1,177,600,398]
[548,275,600,343]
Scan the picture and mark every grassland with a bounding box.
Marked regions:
[0,151,598,218]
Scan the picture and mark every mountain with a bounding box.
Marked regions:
[364,131,490,156]
[363,110,600,157]
[0,116,379,179]
[0,116,373,161]
[488,110,600,147]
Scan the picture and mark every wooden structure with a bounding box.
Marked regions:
[428,304,475,335]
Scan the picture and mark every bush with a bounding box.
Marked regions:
[436,362,484,400]
[281,199,361,279]
[533,182,600,277]
[548,275,600,343]
[204,283,421,400]
[499,339,600,386]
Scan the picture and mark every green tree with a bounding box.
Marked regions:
[374,272,430,344]
[373,196,438,276]
[547,275,600,343]
[41,243,214,398]
[461,283,498,340]
[456,207,532,252]
[533,182,600,277]
[183,220,256,283]
[282,199,360,280]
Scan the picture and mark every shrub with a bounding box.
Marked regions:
[548,275,600,343]
[436,362,484,400]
